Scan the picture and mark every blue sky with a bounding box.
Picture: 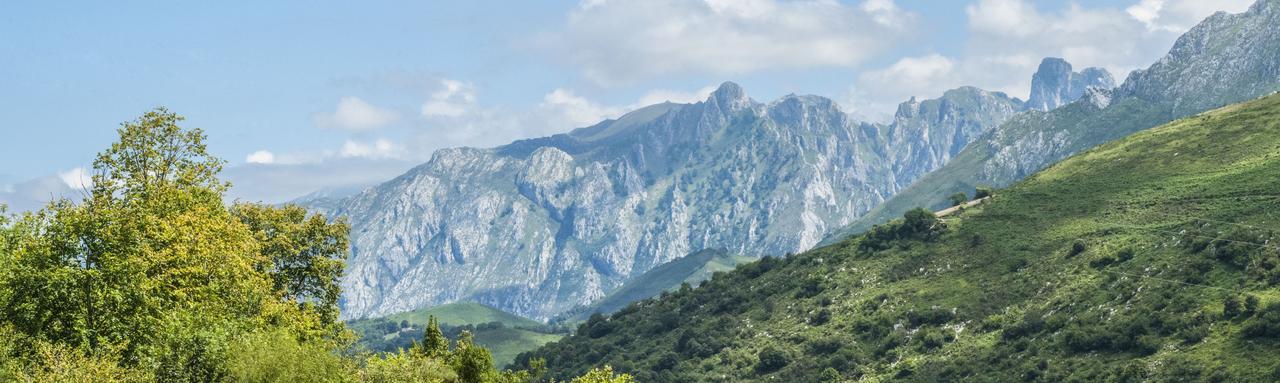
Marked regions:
[0,0,1255,210]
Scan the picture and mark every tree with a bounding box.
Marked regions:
[231,203,349,327]
[452,331,495,383]
[756,346,789,373]
[974,186,994,199]
[949,192,969,207]
[571,366,635,383]
[1224,295,1244,318]
[419,315,450,359]
[0,109,347,379]
[900,208,942,240]
[1244,295,1261,316]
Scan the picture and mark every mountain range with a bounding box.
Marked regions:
[823,0,1280,243]
[522,88,1280,382]
[318,58,1107,321]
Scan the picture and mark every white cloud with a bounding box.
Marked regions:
[540,88,625,127]
[315,97,398,130]
[846,0,1252,120]
[633,85,720,106]
[1127,0,1253,32]
[245,150,276,164]
[339,138,403,160]
[0,174,78,213]
[57,167,91,191]
[223,158,415,204]
[545,0,914,84]
[421,79,477,118]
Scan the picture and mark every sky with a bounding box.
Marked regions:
[0,0,1257,211]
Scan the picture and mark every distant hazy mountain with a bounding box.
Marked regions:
[825,0,1280,242]
[320,69,1078,320]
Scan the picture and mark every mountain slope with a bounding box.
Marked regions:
[824,1,1280,243]
[347,302,562,367]
[522,93,1280,382]
[328,78,1032,321]
[560,249,754,322]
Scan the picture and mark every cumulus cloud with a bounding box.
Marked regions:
[314,97,398,130]
[339,139,404,160]
[57,167,92,191]
[421,79,478,118]
[545,0,915,84]
[0,172,81,213]
[540,88,625,127]
[245,150,276,164]
[1127,0,1253,32]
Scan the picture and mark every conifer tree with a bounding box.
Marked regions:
[420,315,450,358]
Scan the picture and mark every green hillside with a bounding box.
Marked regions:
[519,94,1280,382]
[564,249,755,322]
[348,302,563,367]
[380,302,543,328]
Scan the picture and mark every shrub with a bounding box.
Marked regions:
[974,186,994,199]
[949,192,969,207]
[810,309,832,326]
[1068,240,1087,257]
[756,346,790,373]
[1241,303,1280,339]
[1224,295,1244,318]
[226,329,353,383]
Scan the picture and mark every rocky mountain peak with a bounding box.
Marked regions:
[707,81,750,111]
[1026,57,1116,111]
[1116,0,1280,116]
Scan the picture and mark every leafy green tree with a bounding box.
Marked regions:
[452,331,495,383]
[1244,295,1261,316]
[1224,295,1244,318]
[756,346,789,373]
[949,192,969,207]
[974,186,994,199]
[231,203,349,328]
[0,109,347,379]
[570,366,635,383]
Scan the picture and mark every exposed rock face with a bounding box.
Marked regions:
[322,80,1036,320]
[1026,57,1116,111]
[825,0,1280,241]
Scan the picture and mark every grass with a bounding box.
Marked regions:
[522,94,1280,382]
[379,302,543,329]
[566,249,754,322]
[347,302,562,368]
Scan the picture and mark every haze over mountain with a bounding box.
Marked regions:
[317,57,1116,320]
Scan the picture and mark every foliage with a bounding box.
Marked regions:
[948,192,968,207]
[570,366,634,383]
[0,109,615,382]
[973,186,994,199]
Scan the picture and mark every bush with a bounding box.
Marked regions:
[809,309,832,326]
[974,186,994,199]
[949,192,969,207]
[1067,240,1087,257]
[1224,295,1244,318]
[1241,303,1280,339]
[756,346,790,373]
[858,208,944,253]
[361,351,457,383]
[226,329,353,383]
